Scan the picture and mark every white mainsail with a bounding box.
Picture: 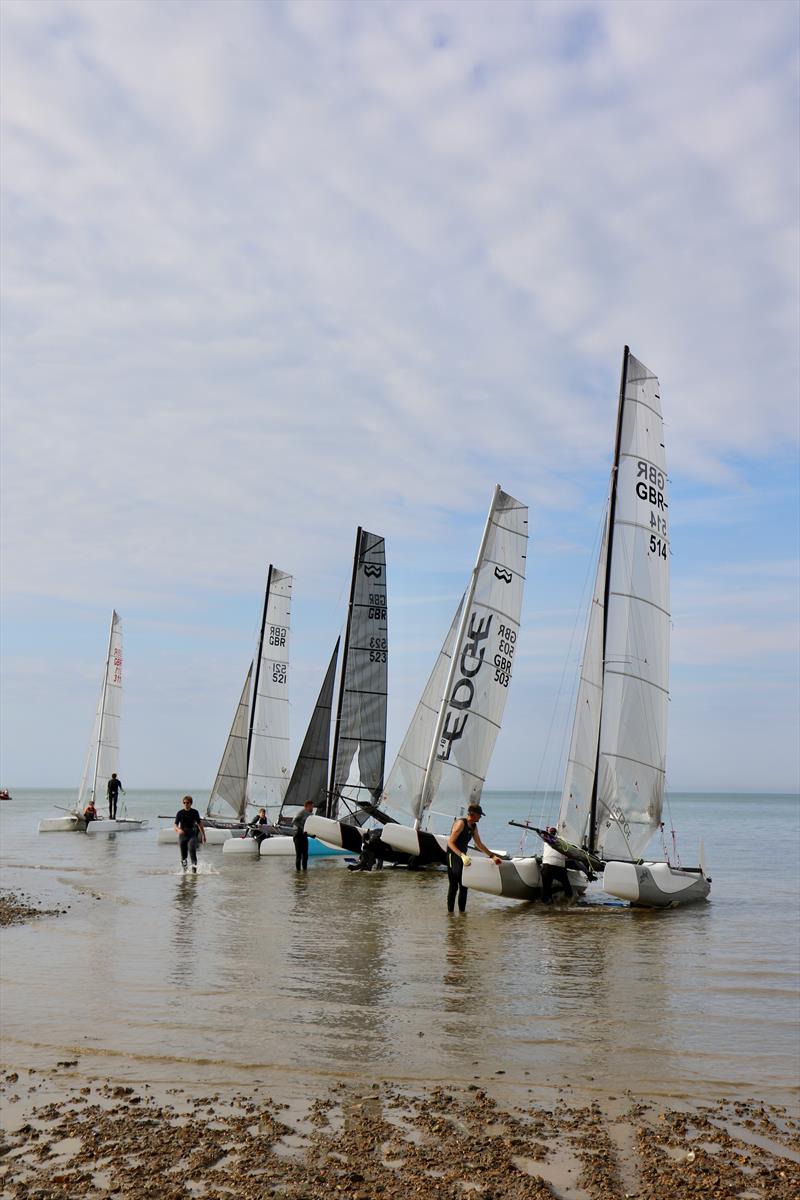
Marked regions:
[329,530,388,822]
[245,567,292,821]
[206,665,252,821]
[557,350,668,862]
[77,610,123,810]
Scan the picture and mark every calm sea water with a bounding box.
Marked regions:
[1,789,798,1108]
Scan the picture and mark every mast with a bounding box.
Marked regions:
[328,528,362,818]
[417,485,502,830]
[246,564,273,784]
[90,610,116,806]
[588,347,629,854]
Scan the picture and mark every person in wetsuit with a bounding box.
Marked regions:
[83,800,98,829]
[174,795,206,872]
[106,772,124,819]
[292,799,314,871]
[446,804,501,913]
[247,807,270,846]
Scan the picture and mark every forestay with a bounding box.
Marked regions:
[78,610,123,810]
[246,568,292,821]
[329,531,388,823]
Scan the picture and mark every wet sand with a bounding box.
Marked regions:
[1,1059,798,1198]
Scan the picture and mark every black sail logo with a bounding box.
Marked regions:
[438,613,493,762]
[364,563,382,578]
[494,567,512,583]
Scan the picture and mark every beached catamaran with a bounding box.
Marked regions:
[464,349,711,907]
[39,611,146,833]
[309,487,527,868]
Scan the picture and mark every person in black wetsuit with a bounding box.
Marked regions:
[83,800,98,830]
[174,795,206,872]
[292,799,314,871]
[446,804,501,913]
[247,807,270,846]
[106,773,124,819]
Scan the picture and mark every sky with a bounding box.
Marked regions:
[1,0,798,798]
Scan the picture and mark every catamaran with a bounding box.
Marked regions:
[308,486,528,869]
[464,349,711,907]
[38,611,146,833]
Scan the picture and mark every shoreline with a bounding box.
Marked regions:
[1,1058,798,1199]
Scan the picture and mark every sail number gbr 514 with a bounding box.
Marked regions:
[635,460,668,561]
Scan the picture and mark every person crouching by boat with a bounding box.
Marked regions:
[174,795,206,872]
[83,800,98,829]
[540,827,574,903]
[292,799,314,871]
[247,807,269,846]
[446,805,501,913]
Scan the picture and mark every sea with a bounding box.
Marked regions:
[1,789,798,1110]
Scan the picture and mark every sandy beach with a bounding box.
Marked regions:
[2,890,799,1200]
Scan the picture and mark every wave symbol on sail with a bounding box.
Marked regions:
[363,563,383,578]
[494,567,513,583]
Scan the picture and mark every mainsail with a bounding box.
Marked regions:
[77,610,123,810]
[557,349,668,862]
[245,566,292,820]
[206,565,293,824]
[382,487,528,832]
[328,530,388,823]
[278,639,340,823]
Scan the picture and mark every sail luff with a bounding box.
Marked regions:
[588,347,629,853]
[247,564,272,771]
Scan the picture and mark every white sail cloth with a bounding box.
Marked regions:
[558,352,668,862]
[78,610,123,810]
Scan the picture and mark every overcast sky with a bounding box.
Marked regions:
[1,0,798,798]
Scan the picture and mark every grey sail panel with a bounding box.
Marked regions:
[330,530,388,823]
[279,639,340,821]
[206,665,252,821]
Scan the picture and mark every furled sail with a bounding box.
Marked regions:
[278,639,340,823]
[328,530,388,823]
[78,610,123,809]
[245,567,292,821]
[594,352,668,860]
[206,665,252,821]
[381,600,463,825]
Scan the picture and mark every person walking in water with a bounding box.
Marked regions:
[292,798,314,871]
[174,795,206,872]
[446,804,501,913]
[106,772,124,819]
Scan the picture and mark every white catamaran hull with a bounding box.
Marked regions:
[463,856,586,901]
[222,836,260,857]
[86,819,148,833]
[379,824,448,862]
[602,861,710,907]
[38,814,84,833]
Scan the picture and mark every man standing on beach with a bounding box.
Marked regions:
[292,798,314,871]
[174,795,206,872]
[446,804,501,913]
[106,772,124,819]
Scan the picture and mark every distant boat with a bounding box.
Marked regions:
[465,349,711,907]
[0,789,11,801]
[38,612,146,834]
